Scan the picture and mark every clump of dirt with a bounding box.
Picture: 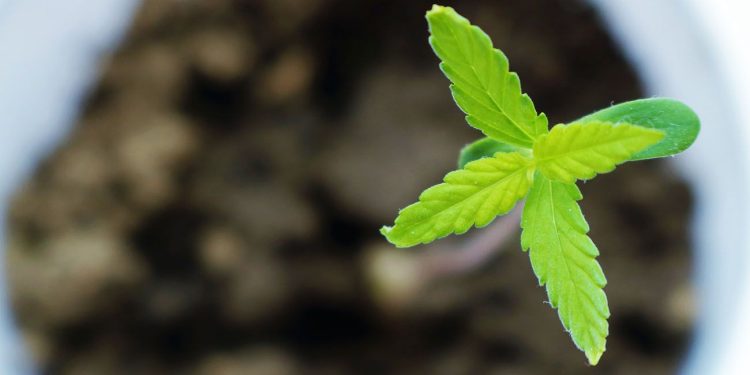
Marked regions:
[7,0,693,373]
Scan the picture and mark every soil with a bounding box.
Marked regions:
[6,0,694,374]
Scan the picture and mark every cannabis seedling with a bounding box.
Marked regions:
[381,5,699,365]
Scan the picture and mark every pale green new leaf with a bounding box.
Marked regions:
[521,173,609,365]
[427,5,548,148]
[381,152,532,247]
[534,121,664,184]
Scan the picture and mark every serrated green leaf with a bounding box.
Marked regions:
[458,137,520,168]
[426,5,548,148]
[381,152,533,247]
[577,98,700,160]
[521,172,609,365]
[379,6,701,366]
[534,121,664,184]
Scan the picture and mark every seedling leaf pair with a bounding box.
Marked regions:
[380,5,699,365]
[462,97,700,166]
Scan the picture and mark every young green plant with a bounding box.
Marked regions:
[381,5,699,365]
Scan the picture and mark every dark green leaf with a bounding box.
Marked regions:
[577,98,699,160]
[458,137,520,168]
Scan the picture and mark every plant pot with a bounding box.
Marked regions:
[0,0,746,373]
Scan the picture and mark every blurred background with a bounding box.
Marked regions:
[2,0,746,374]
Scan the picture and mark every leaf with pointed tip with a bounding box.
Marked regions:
[379,5,702,367]
[381,152,532,247]
[534,121,664,184]
[458,137,520,168]
[521,172,609,365]
[577,98,700,160]
[427,5,548,148]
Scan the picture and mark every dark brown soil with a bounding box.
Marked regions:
[6,0,694,374]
